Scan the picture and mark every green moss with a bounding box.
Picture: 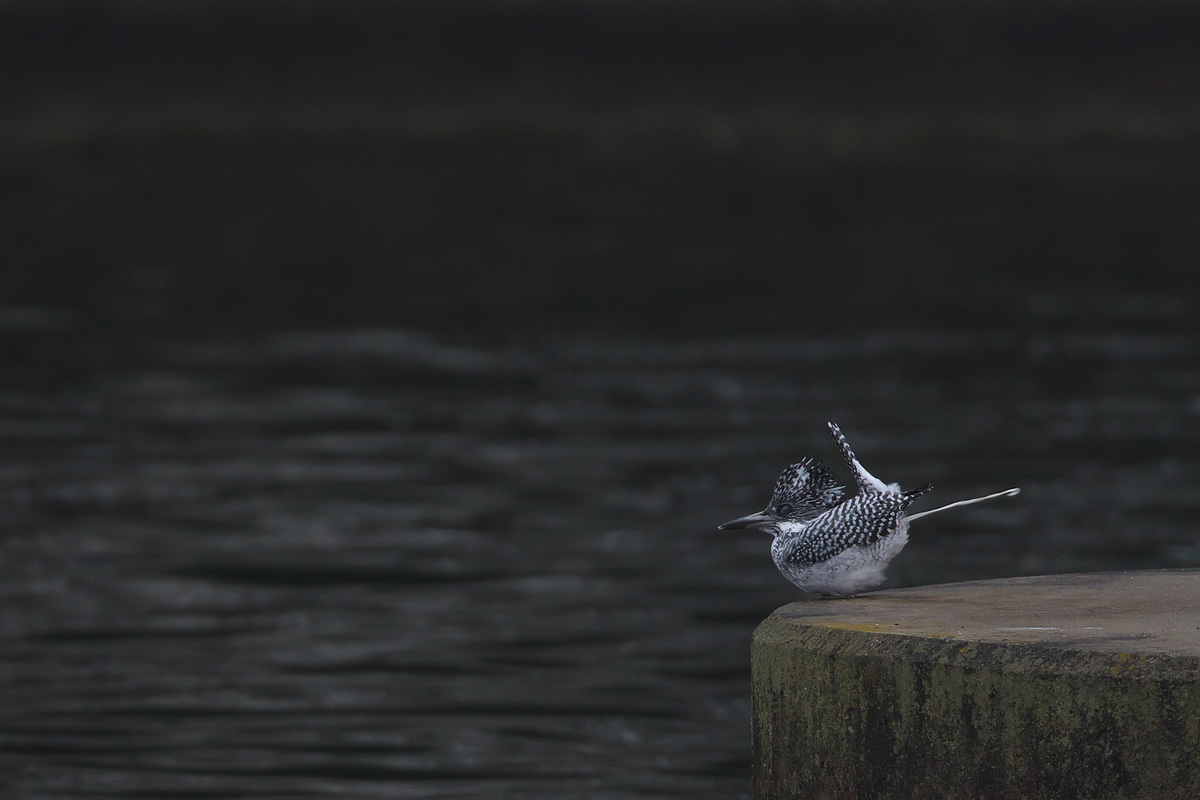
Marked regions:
[752,610,1200,800]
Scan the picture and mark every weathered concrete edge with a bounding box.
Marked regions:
[757,604,1200,682]
[752,607,1200,799]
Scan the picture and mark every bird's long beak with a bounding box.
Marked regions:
[718,511,774,531]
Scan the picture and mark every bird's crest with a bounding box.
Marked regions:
[769,457,845,520]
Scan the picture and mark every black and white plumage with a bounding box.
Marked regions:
[767,457,845,522]
[719,422,1020,598]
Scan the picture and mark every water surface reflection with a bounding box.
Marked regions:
[1,320,1198,797]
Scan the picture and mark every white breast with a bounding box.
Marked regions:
[772,521,910,597]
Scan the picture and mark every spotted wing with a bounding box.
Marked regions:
[783,493,905,565]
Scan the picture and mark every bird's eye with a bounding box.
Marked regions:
[777,503,794,516]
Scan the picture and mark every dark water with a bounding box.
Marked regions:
[2,312,1199,798]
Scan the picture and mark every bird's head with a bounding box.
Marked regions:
[718,457,845,534]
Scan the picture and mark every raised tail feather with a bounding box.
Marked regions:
[827,421,891,494]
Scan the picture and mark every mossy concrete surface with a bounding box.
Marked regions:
[752,569,1200,800]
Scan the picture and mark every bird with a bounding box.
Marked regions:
[719,422,1020,598]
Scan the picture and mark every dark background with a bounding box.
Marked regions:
[2,2,1199,797]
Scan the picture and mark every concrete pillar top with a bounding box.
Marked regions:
[771,568,1200,658]
[754,569,1200,799]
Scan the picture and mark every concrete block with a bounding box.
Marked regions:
[752,570,1200,800]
